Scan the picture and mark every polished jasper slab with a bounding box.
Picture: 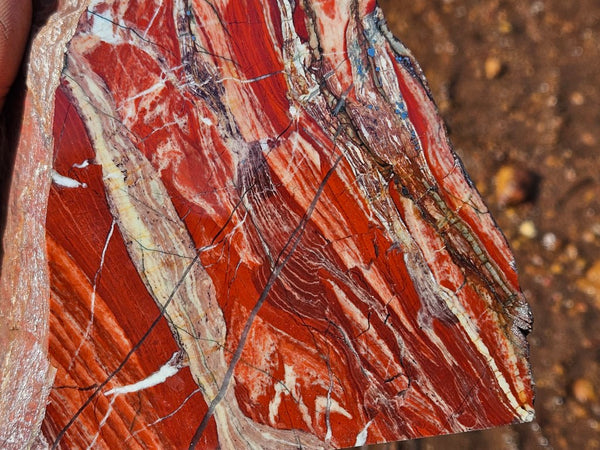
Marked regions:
[4,0,534,448]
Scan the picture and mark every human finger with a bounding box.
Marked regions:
[0,0,32,110]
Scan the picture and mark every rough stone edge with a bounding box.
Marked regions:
[0,1,89,448]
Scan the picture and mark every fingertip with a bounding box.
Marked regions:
[0,0,33,110]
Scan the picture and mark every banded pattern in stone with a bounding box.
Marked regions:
[32,0,535,448]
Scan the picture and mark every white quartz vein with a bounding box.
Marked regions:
[354,419,373,447]
[72,159,91,169]
[86,394,117,450]
[125,388,203,443]
[105,352,182,396]
[143,0,164,38]
[51,169,87,188]
[68,219,116,372]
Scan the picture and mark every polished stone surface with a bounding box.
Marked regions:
[3,1,534,448]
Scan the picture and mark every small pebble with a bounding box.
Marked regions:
[485,56,503,79]
[577,260,600,303]
[494,165,539,207]
[583,230,596,243]
[570,91,585,106]
[542,232,558,251]
[498,19,513,34]
[573,378,597,403]
[519,220,538,239]
[581,132,596,146]
[565,244,579,260]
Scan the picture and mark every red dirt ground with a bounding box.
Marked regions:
[370,0,600,449]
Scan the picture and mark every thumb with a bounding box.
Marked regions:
[0,0,32,110]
